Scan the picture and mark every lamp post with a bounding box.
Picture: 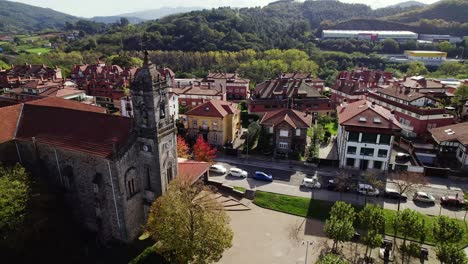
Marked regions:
[303,240,314,264]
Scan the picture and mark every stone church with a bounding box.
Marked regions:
[0,55,178,242]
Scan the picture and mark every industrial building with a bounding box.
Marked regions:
[322,30,418,42]
[418,34,463,44]
[404,50,447,66]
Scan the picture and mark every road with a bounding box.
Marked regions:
[211,161,468,219]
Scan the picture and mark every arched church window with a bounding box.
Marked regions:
[124,167,138,199]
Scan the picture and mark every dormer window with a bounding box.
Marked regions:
[373,118,381,123]
[359,117,367,122]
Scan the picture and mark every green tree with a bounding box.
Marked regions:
[433,216,465,244]
[438,41,455,54]
[406,61,428,76]
[324,201,356,252]
[436,243,467,264]
[382,39,400,54]
[146,179,233,264]
[452,84,468,118]
[358,204,385,259]
[316,253,350,264]
[0,164,30,243]
[394,209,426,263]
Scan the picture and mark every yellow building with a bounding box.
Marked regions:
[404,50,447,65]
[185,100,240,146]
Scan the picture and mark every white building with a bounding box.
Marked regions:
[322,30,418,42]
[337,100,401,171]
[430,123,468,169]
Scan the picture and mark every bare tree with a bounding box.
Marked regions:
[335,170,352,201]
[388,171,427,212]
[363,170,385,205]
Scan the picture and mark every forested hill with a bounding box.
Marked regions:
[0,0,78,33]
[386,0,468,23]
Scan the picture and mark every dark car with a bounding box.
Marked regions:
[384,188,407,201]
[326,179,351,192]
[440,196,465,208]
[253,171,273,182]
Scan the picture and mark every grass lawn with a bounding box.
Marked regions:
[253,191,468,247]
[233,186,246,192]
[324,122,338,135]
[23,47,51,54]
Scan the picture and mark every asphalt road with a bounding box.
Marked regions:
[211,161,468,219]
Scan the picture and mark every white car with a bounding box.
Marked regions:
[228,168,248,178]
[301,176,321,189]
[413,191,436,204]
[357,183,380,196]
[209,164,227,174]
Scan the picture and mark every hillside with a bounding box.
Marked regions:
[385,1,427,8]
[118,6,204,20]
[387,0,468,23]
[89,16,146,24]
[0,0,77,33]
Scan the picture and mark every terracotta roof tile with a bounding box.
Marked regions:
[0,104,22,144]
[26,97,106,113]
[16,105,132,157]
[430,123,468,146]
[379,86,427,102]
[185,100,239,118]
[260,109,312,129]
[178,159,210,185]
[337,100,401,129]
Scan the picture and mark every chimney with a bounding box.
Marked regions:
[389,110,395,128]
[403,75,407,82]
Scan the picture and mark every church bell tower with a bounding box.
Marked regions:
[131,51,178,196]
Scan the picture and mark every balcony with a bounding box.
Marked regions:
[399,123,414,132]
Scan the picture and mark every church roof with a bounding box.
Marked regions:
[178,158,210,185]
[0,104,23,144]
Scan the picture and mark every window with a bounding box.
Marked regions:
[268,127,273,134]
[348,132,360,142]
[313,104,318,108]
[192,119,198,128]
[346,158,355,167]
[296,129,301,136]
[145,165,151,191]
[458,150,463,158]
[378,149,388,158]
[360,148,374,156]
[212,121,218,130]
[361,133,378,144]
[192,102,196,106]
[379,134,391,145]
[93,183,99,193]
[280,130,289,137]
[347,146,357,154]
[279,142,288,149]
[373,161,383,170]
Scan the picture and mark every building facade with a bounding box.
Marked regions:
[404,50,447,66]
[185,100,240,146]
[204,72,250,101]
[337,100,401,171]
[0,64,63,90]
[0,56,178,243]
[322,30,418,42]
[430,123,468,169]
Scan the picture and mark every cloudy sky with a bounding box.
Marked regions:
[9,0,439,17]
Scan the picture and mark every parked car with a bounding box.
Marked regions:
[413,192,435,204]
[228,168,248,178]
[440,195,465,208]
[301,176,321,189]
[326,179,351,192]
[357,183,380,196]
[253,171,273,182]
[209,164,227,174]
[384,188,407,201]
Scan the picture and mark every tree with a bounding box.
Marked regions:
[316,253,350,264]
[193,135,217,162]
[438,41,455,54]
[362,170,384,205]
[388,171,427,212]
[394,209,426,263]
[146,179,233,264]
[382,39,400,54]
[433,216,465,244]
[335,170,351,201]
[0,164,30,243]
[358,204,385,259]
[406,61,428,76]
[452,84,468,118]
[120,17,130,27]
[436,243,467,264]
[177,135,191,159]
[324,201,356,252]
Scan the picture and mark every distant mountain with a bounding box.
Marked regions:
[89,16,146,24]
[0,0,77,33]
[118,6,204,21]
[385,1,427,9]
[387,0,468,23]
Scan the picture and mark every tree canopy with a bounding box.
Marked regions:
[324,201,356,252]
[193,135,217,162]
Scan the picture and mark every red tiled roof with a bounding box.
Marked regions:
[0,104,22,144]
[178,159,210,185]
[16,105,132,157]
[260,109,312,129]
[430,123,468,146]
[337,100,401,130]
[185,100,239,118]
[26,97,106,113]
[379,86,427,102]
[0,99,19,108]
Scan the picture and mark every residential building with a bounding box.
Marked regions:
[259,109,312,157]
[430,123,468,169]
[0,57,178,243]
[322,30,418,42]
[171,80,224,110]
[400,76,449,95]
[337,100,401,171]
[248,73,331,116]
[331,69,393,104]
[0,64,63,90]
[2,79,87,102]
[185,100,240,146]
[404,50,447,66]
[204,72,250,101]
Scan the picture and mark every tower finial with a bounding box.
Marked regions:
[143,50,149,66]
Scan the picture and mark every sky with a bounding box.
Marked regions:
[9,0,440,18]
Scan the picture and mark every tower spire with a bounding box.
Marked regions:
[143,50,149,66]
